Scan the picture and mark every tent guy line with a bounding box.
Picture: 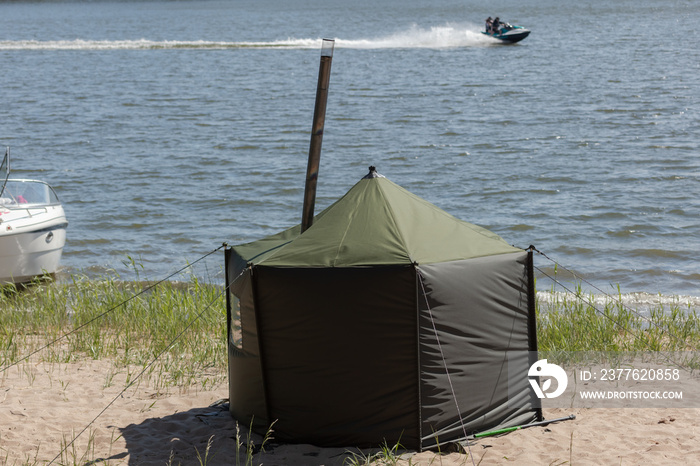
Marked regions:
[532,246,697,355]
[46,264,232,466]
[417,268,477,466]
[0,243,226,374]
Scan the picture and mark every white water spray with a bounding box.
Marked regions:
[0,24,496,50]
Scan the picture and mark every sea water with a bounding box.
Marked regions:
[0,0,698,302]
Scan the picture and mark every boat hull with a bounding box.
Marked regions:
[0,206,67,284]
[482,27,530,44]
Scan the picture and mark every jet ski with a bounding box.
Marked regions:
[482,22,530,43]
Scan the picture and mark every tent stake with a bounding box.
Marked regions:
[470,414,576,439]
[301,39,334,233]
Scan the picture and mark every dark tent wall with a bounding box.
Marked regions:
[225,170,541,451]
[254,265,419,447]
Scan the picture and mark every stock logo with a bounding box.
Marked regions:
[528,359,568,399]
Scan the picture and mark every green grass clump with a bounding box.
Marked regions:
[536,288,700,353]
[0,272,227,389]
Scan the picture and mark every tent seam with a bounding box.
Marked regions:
[330,184,365,266]
[378,180,415,263]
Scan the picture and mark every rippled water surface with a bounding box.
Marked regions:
[1,0,698,297]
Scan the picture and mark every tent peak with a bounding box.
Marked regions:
[362,165,385,179]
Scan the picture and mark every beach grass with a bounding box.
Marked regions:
[0,272,228,392]
[537,287,700,353]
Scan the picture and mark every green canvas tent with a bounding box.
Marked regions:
[225,167,541,450]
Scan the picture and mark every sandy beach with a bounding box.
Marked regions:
[2,357,699,465]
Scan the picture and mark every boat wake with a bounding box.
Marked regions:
[333,24,492,49]
[0,24,493,51]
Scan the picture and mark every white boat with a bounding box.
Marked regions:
[0,148,68,284]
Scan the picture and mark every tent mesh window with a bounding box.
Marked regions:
[230,296,243,349]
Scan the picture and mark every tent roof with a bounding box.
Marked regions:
[233,169,522,267]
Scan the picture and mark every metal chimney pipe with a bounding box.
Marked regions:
[301,39,334,233]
